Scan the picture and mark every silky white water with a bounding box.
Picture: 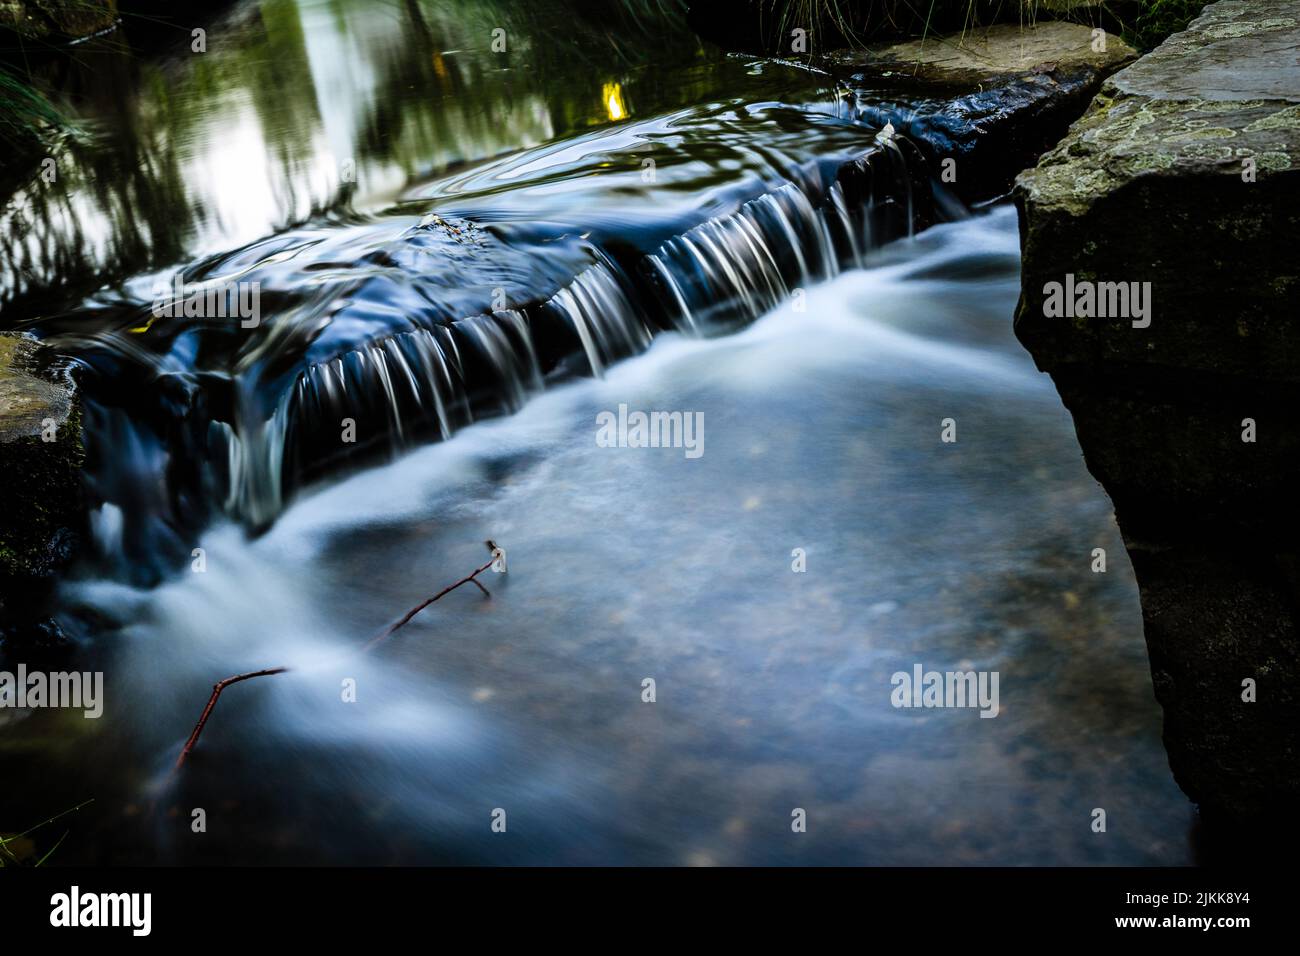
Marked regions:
[40,208,1193,865]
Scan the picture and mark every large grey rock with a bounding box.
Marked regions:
[862,21,1134,77]
[833,22,1137,202]
[1014,0,1300,835]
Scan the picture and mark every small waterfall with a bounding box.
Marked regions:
[257,253,654,517]
[65,128,948,578]
[548,255,653,376]
[232,137,939,524]
[649,185,814,328]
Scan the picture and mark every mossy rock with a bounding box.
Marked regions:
[0,334,86,647]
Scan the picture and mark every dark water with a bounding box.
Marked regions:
[1,0,1193,864]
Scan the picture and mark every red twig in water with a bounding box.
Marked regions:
[175,542,501,769]
[176,668,288,769]
[364,556,493,651]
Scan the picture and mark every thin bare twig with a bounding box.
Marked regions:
[175,668,288,769]
[175,542,502,769]
[364,556,494,651]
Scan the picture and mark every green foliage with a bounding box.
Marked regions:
[762,0,1030,48]
[1124,0,1205,51]
[758,0,1208,50]
[0,65,67,154]
[0,799,92,867]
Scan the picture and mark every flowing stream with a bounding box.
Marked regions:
[1,0,1194,864]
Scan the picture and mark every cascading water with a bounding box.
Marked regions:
[41,107,941,582]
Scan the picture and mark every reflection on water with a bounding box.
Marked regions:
[2,0,777,317]
[13,208,1194,864]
